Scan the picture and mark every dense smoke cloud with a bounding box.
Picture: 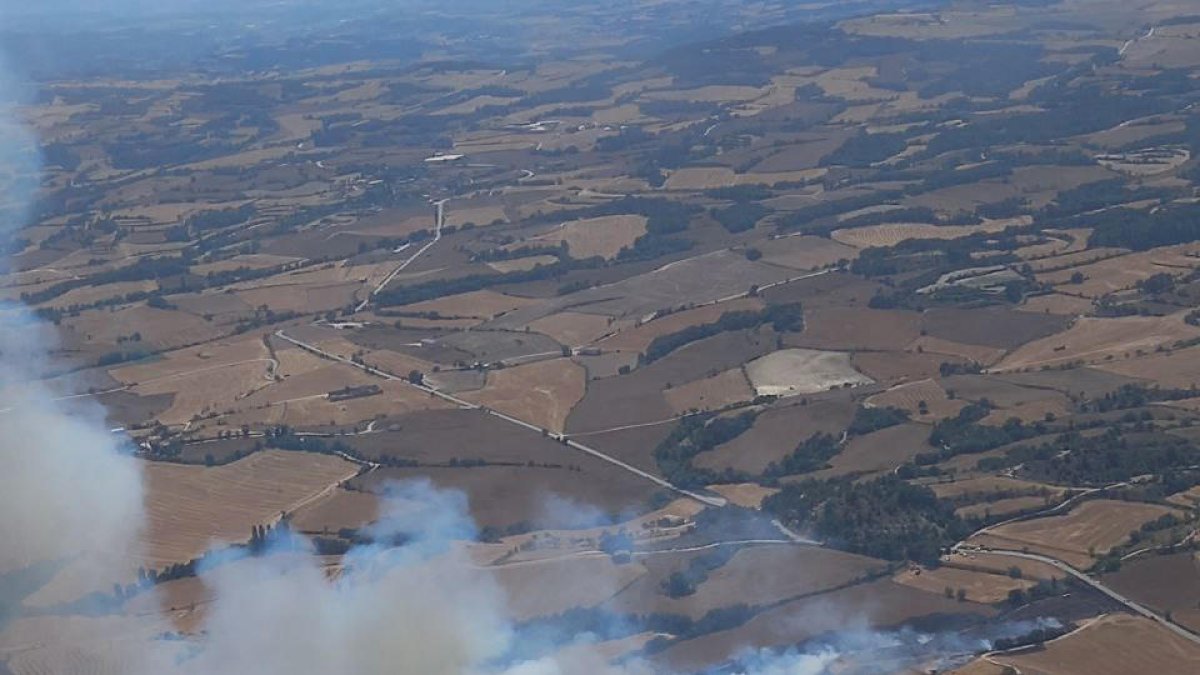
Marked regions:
[0,52,144,584]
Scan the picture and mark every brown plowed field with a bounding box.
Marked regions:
[995,313,1200,372]
[695,397,857,474]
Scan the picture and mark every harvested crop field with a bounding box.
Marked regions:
[140,450,358,566]
[894,565,1034,604]
[1093,345,1200,389]
[610,545,885,620]
[289,487,379,535]
[942,550,1066,582]
[831,220,1010,248]
[995,313,1200,372]
[756,235,857,271]
[970,500,1181,568]
[852,349,955,383]
[597,297,764,354]
[526,311,621,347]
[462,358,586,433]
[529,214,647,259]
[350,463,657,531]
[695,396,857,475]
[1038,243,1200,298]
[396,289,539,320]
[1021,292,1096,316]
[866,379,965,422]
[663,166,736,190]
[664,367,755,413]
[794,307,922,351]
[907,335,1007,366]
[567,329,778,434]
[656,578,993,673]
[921,307,1069,350]
[815,423,930,478]
[744,348,874,396]
[991,613,1200,675]
[1105,552,1200,633]
[491,555,647,621]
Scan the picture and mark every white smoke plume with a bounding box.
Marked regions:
[0,52,145,588]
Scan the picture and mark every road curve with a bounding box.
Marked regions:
[272,329,727,507]
[966,547,1200,647]
[355,198,447,312]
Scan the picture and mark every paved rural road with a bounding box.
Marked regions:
[354,198,448,312]
[964,547,1200,647]
[272,329,727,507]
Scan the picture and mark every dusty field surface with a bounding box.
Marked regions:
[756,235,857,270]
[567,329,778,434]
[528,214,648,260]
[994,368,1145,399]
[995,313,1200,372]
[657,578,994,673]
[664,366,755,414]
[907,335,1007,366]
[941,550,1066,582]
[1106,552,1200,633]
[992,613,1200,675]
[970,500,1181,568]
[852,349,956,383]
[956,496,1056,520]
[921,307,1070,350]
[288,487,380,535]
[1,614,181,675]
[462,358,587,433]
[140,450,358,565]
[350,463,656,531]
[831,221,1010,248]
[707,483,779,509]
[814,423,931,478]
[929,476,1064,501]
[1038,244,1200,297]
[611,545,885,620]
[866,379,966,422]
[63,305,227,353]
[894,564,1035,604]
[486,255,560,273]
[744,348,874,396]
[664,166,736,190]
[1021,292,1096,316]
[597,297,765,354]
[526,311,621,347]
[491,555,648,621]
[397,289,540,319]
[793,306,923,351]
[940,374,1074,423]
[1093,345,1200,389]
[695,397,857,474]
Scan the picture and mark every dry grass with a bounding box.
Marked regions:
[526,215,648,260]
[894,565,1035,604]
[289,487,380,535]
[664,167,736,190]
[907,335,1007,366]
[664,367,755,414]
[1038,244,1200,297]
[598,297,765,354]
[757,235,857,271]
[708,483,779,509]
[970,500,1181,568]
[831,219,1017,248]
[995,312,1200,372]
[744,349,873,396]
[992,613,1200,675]
[526,311,622,347]
[1021,293,1095,316]
[1093,345,1200,389]
[397,289,540,320]
[486,255,559,273]
[462,358,586,433]
[866,379,966,422]
[941,550,1066,582]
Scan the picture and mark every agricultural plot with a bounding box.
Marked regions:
[970,500,1182,568]
[992,614,1200,675]
[462,358,586,433]
[995,313,1200,372]
[522,215,647,260]
[744,348,874,396]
